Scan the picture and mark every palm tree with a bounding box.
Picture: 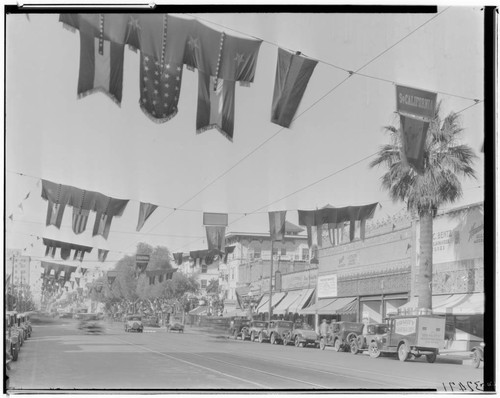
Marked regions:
[370,103,477,310]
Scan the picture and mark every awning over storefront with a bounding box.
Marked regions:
[235,286,250,296]
[398,293,484,315]
[273,290,303,315]
[256,292,287,314]
[189,305,208,315]
[288,288,315,314]
[315,297,357,314]
[298,298,335,315]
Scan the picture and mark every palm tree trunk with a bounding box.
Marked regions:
[417,211,433,310]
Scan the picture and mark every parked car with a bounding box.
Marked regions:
[259,320,294,344]
[367,315,445,362]
[471,342,484,368]
[78,314,104,334]
[320,321,364,352]
[350,323,389,354]
[7,311,24,347]
[248,320,269,342]
[5,315,20,362]
[124,314,143,333]
[228,317,250,340]
[284,322,319,348]
[17,313,32,339]
[167,321,184,333]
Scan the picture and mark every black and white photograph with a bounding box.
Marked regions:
[4,4,493,394]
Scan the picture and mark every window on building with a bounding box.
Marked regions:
[201,280,207,289]
[281,248,286,256]
[302,248,309,261]
[272,248,278,256]
[254,247,261,259]
[201,264,207,273]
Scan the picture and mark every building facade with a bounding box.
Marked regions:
[6,249,31,285]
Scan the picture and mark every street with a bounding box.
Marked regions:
[7,318,484,392]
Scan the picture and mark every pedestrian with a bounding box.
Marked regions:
[319,318,329,338]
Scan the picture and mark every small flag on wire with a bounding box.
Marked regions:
[268,211,287,242]
[24,192,30,200]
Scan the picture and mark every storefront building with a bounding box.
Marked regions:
[301,211,414,328]
[402,202,484,350]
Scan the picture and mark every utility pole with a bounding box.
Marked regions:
[268,240,274,321]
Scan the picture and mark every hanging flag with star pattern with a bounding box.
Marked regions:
[135,14,194,122]
[186,19,262,140]
[271,48,318,128]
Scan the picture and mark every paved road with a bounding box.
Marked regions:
[7,318,485,392]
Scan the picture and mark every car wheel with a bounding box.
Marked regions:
[270,333,276,345]
[472,350,481,368]
[398,342,410,362]
[258,333,264,343]
[368,342,381,358]
[350,339,359,355]
[320,337,326,350]
[333,339,341,352]
[233,329,238,340]
[251,332,256,342]
[295,336,300,347]
[283,337,289,346]
[426,352,437,363]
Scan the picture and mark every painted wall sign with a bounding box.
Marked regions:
[317,274,338,298]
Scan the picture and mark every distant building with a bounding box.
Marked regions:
[6,249,31,285]
[223,221,314,317]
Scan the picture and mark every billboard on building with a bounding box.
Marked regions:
[317,274,337,298]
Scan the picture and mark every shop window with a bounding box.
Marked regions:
[272,248,278,256]
[201,264,207,273]
[201,280,207,289]
[281,248,286,255]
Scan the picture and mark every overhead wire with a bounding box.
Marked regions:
[190,8,481,104]
[128,7,457,254]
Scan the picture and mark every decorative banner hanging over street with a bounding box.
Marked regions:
[136,202,159,232]
[41,179,129,239]
[268,210,287,242]
[42,238,93,262]
[205,225,226,254]
[396,85,437,174]
[271,48,318,128]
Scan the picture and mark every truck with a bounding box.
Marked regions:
[368,315,446,363]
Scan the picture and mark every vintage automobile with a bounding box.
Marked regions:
[259,320,294,344]
[228,317,250,340]
[367,315,445,362]
[124,314,144,332]
[283,322,319,348]
[17,313,32,339]
[7,311,24,347]
[350,323,389,354]
[167,321,185,333]
[5,315,20,361]
[471,342,484,368]
[319,321,364,352]
[248,320,269,342]
[78,314,104,334]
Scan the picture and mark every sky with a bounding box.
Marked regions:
[5,7,485,274]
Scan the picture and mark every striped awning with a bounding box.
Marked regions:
[273,291,303,315]
[299,298,335,315]
[256,292,287,314]
[399,293,484,315]
[319,297,357,314]
[288,288,315,314]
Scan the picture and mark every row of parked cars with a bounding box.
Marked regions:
[5,311,33,365]
[228,314,462,364]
